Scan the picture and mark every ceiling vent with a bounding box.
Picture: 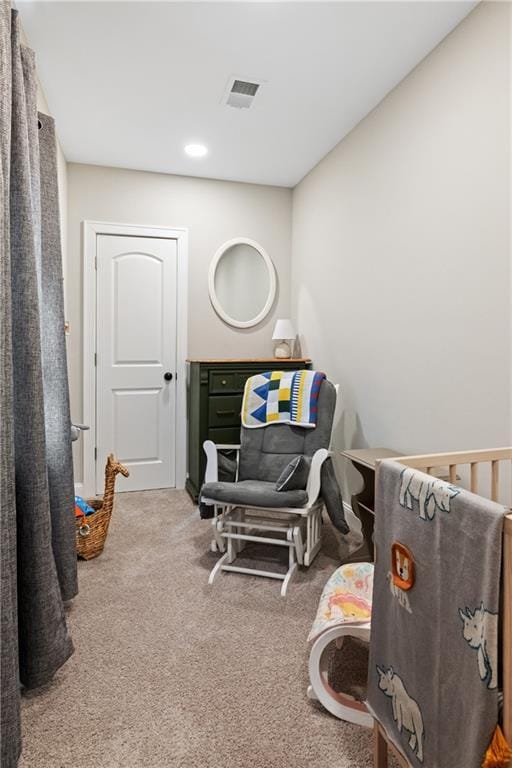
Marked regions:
[223,76,263,109]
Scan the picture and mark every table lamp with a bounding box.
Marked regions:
[272,318,296,359]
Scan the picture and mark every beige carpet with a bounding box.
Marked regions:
[18,490,390,768]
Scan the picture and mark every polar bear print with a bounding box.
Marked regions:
[386,572,412,613]
[399,468,460,520]
[459,603,498,689]
[377,666,424,762]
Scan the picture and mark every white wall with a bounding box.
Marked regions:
[291,2,510,495]
[67,163,292,481]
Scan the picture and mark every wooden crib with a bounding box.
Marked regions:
[373,447,512,768]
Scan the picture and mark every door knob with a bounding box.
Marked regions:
[164,372,173,381]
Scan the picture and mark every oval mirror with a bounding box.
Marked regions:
[209,238,276,328]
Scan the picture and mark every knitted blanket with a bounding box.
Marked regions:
[242,370,325,429]
[367,460,506,767]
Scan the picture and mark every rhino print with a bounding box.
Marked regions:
[377,666,424,762]
[459,603,498,689]
[399,467,460,521]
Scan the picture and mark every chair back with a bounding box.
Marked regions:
[238,378,337,482]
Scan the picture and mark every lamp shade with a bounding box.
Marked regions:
[272,318,296,340]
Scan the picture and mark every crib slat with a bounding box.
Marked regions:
[449,464,457,484]
[470,462,478,494]
[491,461,499,502]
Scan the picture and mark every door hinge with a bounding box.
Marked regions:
[94,353,97,366]
[94,256,98,270]
[94,447,97,460]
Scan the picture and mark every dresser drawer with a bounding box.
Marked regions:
[208,395,242,427]
[234,371,254,391]
[209,371,239,394]
[208,427,241,445]
[209,368,268,394]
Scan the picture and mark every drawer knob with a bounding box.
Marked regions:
[222,379,227,385]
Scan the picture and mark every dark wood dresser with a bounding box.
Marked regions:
[186,358,312,501]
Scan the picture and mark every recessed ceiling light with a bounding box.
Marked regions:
[185,143,208,158]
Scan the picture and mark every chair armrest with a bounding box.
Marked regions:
[203,440,219,484]
[202,441,241,485]
[306,448,329,505]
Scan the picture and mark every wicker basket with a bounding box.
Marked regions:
[75,454,129,560]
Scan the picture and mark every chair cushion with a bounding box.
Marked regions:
[201,480,308,509]
[275,455,312,492]
[238,379,337,483]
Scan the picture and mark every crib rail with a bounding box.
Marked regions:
[393,447,512,501]
[392,447,512,749]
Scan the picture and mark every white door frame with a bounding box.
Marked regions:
[81,220,188,497]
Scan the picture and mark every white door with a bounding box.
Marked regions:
[96,234,177,493]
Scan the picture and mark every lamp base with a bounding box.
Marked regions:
[274,340,291,359]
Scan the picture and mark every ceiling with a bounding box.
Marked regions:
[18,1,477,188]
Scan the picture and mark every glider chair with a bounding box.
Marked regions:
[200,379,338,596]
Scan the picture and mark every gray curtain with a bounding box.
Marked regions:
[1,5,77,765]
[39,111,78,600]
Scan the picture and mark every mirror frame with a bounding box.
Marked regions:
[208,237,277,329]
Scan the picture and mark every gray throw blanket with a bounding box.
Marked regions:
[367,460,505,767]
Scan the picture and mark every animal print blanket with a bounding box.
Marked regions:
[367,460,506,767]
